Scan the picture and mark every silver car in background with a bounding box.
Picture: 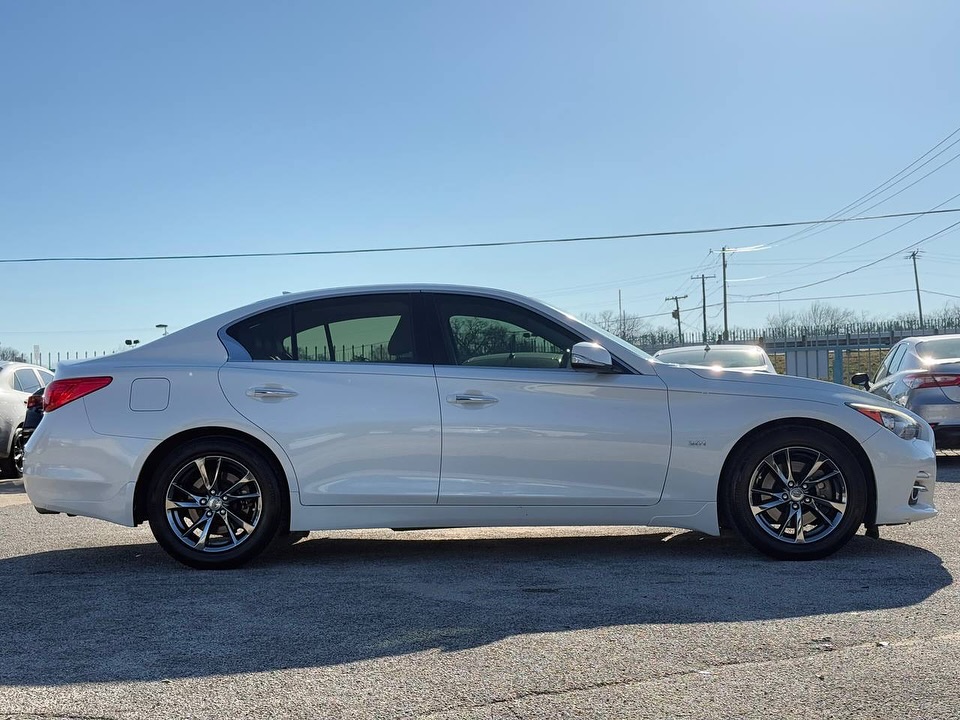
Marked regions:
[852,334,960,449]
[0,361,55,480]
[653,344,777,373]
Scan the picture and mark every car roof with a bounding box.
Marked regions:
[61,284,660,375]
[655,345,767,356]
[898,333,960,345]
[0,361,46,371]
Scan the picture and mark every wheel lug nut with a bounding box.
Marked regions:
[200,499,206,505]
[781,494,788,500]
[804,498,811,503]
[219,509,226,515]
[206,511,213,517]
[788,482,795,487]
[792,503,800,509]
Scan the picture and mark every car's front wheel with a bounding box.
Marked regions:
[723,426,867,560]
[146,438,284,569]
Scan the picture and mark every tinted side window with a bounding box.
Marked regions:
[294,295,416,364]
[874,344,902,383]
[226,295,417,364]
[888,344,909,374]
[434,295,581,369]
[38,370,54,386]
[14,369,42,393]
[226,306,295,361]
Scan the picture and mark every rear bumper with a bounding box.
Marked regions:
[23,402,153,527]
[863,430,937,526]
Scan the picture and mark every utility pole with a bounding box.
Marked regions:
[906,250,924,327]
[618,289,624,337]
[691,273,716,344]
[666,294,688,342]
[721,246,729,342]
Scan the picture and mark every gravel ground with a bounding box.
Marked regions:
[0,457,958,719]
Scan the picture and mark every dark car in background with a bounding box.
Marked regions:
[853,334,960,449]
[21,388,44,447]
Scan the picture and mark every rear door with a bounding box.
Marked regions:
[218,292,442,505]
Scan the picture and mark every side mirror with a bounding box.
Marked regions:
[851,372,871,390]
[571,342,613,371]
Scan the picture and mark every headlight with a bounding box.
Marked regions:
[848,402,919,440]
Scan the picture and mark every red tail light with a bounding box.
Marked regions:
[43,377,113,413]
[903,373,960,390]
[27,393,43,410]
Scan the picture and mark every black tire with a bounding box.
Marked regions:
[722,426,867,560]
[1,426,24,480]
[146,438,284,569]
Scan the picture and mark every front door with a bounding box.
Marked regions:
[429,293,671,506]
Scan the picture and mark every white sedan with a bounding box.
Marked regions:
[654,344,777,373]
[24,285,937,569]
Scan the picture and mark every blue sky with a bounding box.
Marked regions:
[3,1,960,360]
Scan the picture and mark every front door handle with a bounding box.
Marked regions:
[448,393,499,406]
[247,386,298,400]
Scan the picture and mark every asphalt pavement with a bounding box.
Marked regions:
[1,458,958,719]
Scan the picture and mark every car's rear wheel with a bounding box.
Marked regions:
[723,426,867,560]
[146,438,283,569]
[1,426,24,480]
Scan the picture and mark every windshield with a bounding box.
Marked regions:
[656,346,767,369]
[916,337,960,361]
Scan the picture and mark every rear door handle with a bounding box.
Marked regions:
[247,386,298,400]
[448,393,499,406]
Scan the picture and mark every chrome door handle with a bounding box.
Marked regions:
[448,393,498,406]
[246,387,298,400]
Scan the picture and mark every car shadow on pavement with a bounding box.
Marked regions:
[0,527,951,687]
[936,454,960,481]
[0,480,25,494]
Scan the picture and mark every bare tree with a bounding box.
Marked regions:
[797,301,856,330]
[0,345,27,362]
[765,309,799,337]
[579,311,649,344]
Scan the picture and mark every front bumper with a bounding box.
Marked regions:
[862,430,937,526]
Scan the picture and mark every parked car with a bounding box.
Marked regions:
[851,334,960,449]
[20,388,45,446]
[0,361,55,480]
[25,285,936,569]
[654,344,776,373]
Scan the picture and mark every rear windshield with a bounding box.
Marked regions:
[916,338,960,361]
[657,347,766,368]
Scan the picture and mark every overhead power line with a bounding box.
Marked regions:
[765,123,960,249]
[3,207,960,265]
[740,189,960,282]
[748,219,960,298]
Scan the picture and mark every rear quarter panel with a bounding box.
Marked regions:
[74,362,301,499]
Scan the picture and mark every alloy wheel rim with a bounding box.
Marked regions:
[165,456,263,553]
[748,446,847,545]
[13,431,24,475]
